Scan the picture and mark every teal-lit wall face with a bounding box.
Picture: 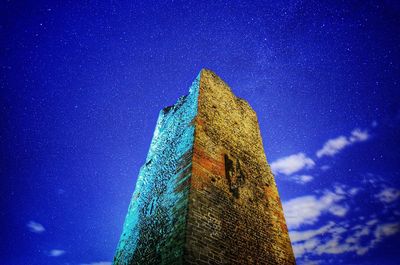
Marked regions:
[114,74,200,264]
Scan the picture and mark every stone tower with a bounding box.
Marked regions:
[114,69,295,265]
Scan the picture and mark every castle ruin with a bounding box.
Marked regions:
[114,69,295,265]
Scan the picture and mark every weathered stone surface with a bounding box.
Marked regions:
[114,69,295,265]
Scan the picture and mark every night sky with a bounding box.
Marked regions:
[2,1,400,265]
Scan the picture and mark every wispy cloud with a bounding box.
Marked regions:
[26,221,45,233]
[283,188,348,229]
[290,222,335,243]
[302,259,321,265]
[49,249,65,257]
[287,177,400,263]
[289,175,314,184]
[320,165,330,171]
[280,174,314,184]
[316,136,350,158]
[376,187,400,203]
[291,218,400,259]
[372,223,400,245]
[316,128,370,158]
[81,261,112,265]
[291,175,314,184]
[349,128,369,142]
[271,128,370,185]
[271,153,315,176]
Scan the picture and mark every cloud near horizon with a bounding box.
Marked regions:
[284,178,400,264]
[291,218,400,260]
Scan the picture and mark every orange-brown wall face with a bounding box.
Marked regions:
[185,70,295,265]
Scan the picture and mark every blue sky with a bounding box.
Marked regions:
[2,1,400,265]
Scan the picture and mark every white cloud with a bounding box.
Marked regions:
[283,190,346,229]
[291,217,400,261]
[373,222,400,242]
[289,179,399,263]
[81,261,112,265]
[293,237,320,257]
[27,221,45,233]
[290,222,335,243]
[376,187,400,203]
[349,128,369,142]
[292,175,314,184]
[284,196,320,228]
[316,128,370,158]
[348,188,359,196]
[316,136,350,158]
[320,165,330,171]
[270,153,315,176]
[367,219,379,226]
[49,249,65,257]
[328,205,348,217]
[302,259,321,265]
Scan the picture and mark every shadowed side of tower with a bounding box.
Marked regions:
[113,69,295,265]
[113,74,200,265]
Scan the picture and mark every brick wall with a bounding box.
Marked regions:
[114,69,295,265]
[184,70,295,265]
[113,75,200,265]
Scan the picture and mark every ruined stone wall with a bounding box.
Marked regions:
[114,69,295,265]
[184,70,295,265]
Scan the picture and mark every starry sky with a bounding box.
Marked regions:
[2,1,400,265]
